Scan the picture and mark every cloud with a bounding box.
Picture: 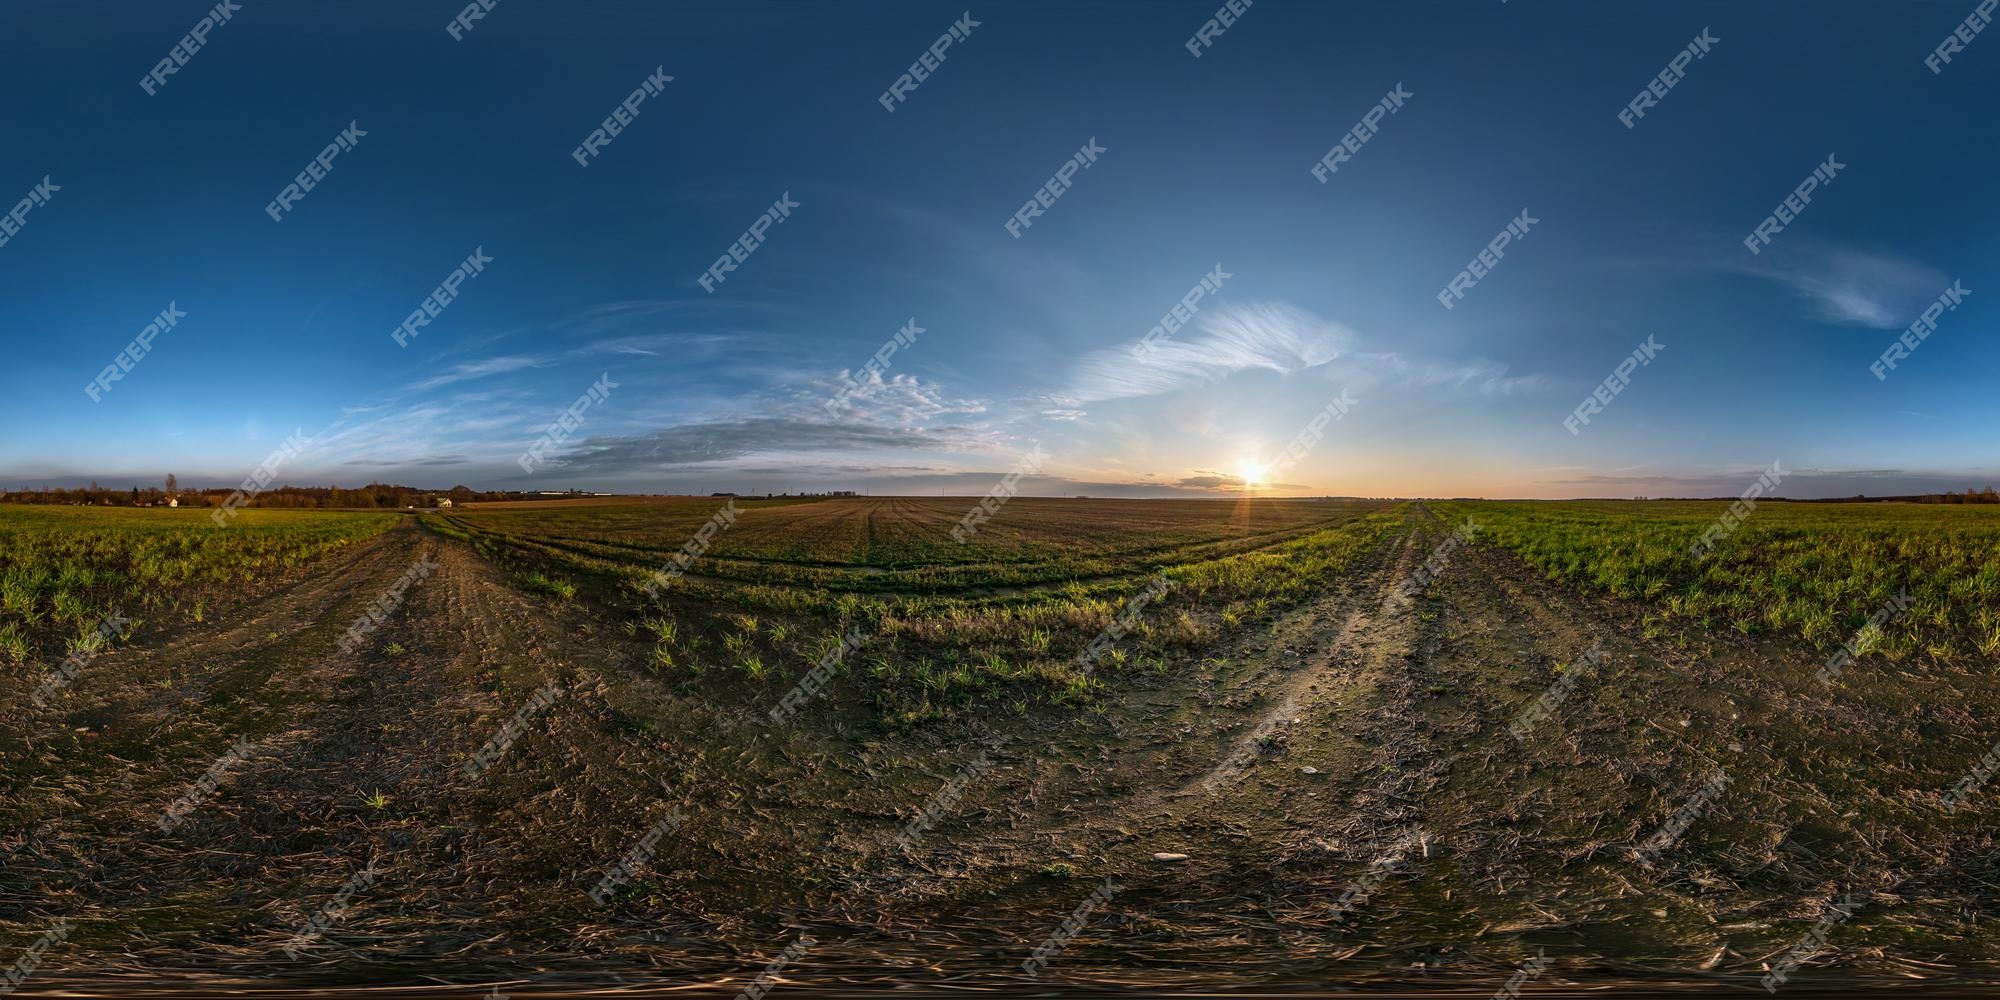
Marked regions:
[1340,353,1555,397]
[407,354,555,391]
[550,419,979,472]
[819,369,987,425]
[1069,302,1554,406]
[548,370,999,473]
[1172,470,1310,493]
[1730,244,1948,329]
[1070,301,1355,402]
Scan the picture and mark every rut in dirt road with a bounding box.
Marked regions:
[0,522,637,975]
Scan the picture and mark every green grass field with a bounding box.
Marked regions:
[0,507,397,665]
[433,497,1404,722]
[1435,500,2000,665]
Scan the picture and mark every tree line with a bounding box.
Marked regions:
[0,478,540,508]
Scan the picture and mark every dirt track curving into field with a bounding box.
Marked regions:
[3,508,1995,992]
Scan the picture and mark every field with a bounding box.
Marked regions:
[0,507,398,666]
[5,497,2000,992]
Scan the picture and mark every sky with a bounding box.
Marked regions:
[2,0,1995,499]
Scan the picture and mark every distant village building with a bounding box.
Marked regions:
[166,497,178,507]
[436,497,453,508]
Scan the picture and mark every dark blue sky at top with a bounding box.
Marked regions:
[3,0,1994,497]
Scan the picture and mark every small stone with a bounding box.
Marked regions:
[1298,766,1320,775]
[1151,852,1189,863]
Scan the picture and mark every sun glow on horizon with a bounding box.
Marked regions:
[1236,461,1267,488]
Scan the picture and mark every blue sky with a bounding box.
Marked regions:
[2,0,1994,498]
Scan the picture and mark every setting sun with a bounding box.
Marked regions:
[1237,462,1267,487]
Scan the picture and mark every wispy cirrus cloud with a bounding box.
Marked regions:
[1066,301,1552,414]
[1070,301,1355,403]
[818,369,987,425]
[1728,243,1948,329]
[406,354,555,391]
[552,371,1000,473]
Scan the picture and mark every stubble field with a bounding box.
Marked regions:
[3,496,1999,992]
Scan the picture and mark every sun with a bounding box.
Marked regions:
[1236,461,1267,487]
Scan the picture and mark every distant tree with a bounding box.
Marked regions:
[165,473,177,497]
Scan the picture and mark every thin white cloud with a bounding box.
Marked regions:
[1341,352,1555,397]
[817,369,987,426]
[1730,243,1947,329]
[1070,301,1355,402]
[1069,302,1553,408]
[406,354,555,391]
